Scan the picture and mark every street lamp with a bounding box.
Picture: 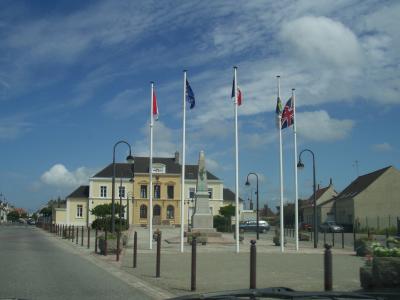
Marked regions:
[245,172,259,240]
[297,149,318,248]
[111,140,134,233]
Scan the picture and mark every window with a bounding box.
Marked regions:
[167,205,174,219]
[154,184,161,199]
[140,205,147,219]
[140,185,147,198]
[208,188,213,199]
[167,185,174,199]
[77,205,83,218]
[153,205,161,216]
[189,188,195,199]
[118,186,125,198]
[100,186,107,198]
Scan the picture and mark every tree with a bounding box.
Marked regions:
[40,207,52,217]
[219,204,235,218]
[7,211,20,222]
[90,203,126,231]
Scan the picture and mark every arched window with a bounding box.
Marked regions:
[140,205,147,219]
[166,205,174,219]
[153,205,161,216]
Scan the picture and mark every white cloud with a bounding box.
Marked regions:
[372,142,393,152]
[280,16,362,68]
[297,110,354,141]
[41,164,93,187]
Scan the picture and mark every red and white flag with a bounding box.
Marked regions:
[152,88,159,120]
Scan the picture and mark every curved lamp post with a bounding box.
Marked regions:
[297,149,317,248]
[112,141,134,233]
[245,172,259,240]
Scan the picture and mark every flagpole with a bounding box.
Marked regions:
[149,81,154,250]
[277,75,284,253]
[292,88,299,251]
[180,70,187,253]
[234,66,240,253]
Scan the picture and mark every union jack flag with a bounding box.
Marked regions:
[281,97,294,129]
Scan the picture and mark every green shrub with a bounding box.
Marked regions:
[213,215,231,232]
[371,242,400,257]
[355,237,376,256]
[91,217,128,232]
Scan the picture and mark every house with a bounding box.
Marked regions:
[334,166,400,229]
[301,179,337,226]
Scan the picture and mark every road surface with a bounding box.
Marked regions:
[0,224,154,300]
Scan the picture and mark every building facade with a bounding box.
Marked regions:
[60,153,241,227]
[335,166,400,229]
[301,179,337,226]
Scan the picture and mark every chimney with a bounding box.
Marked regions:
[317,184,320,190]
[329,178,333,186]
[174,151,179,163]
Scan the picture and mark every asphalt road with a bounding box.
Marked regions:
[0,224,154,300]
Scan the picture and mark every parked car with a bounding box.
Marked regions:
[319,221,344,233]
[299,222,312,231]
[239,220,270,233]
[27,219,36,225]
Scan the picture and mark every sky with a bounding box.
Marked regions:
[0,0,399,213]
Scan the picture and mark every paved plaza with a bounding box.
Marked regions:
[41,225,367,298]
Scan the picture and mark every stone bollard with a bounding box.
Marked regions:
[250,240,257,289]
[133,231,137,268]
[156,231,161,278]
[87,227,90,249]
[324,244,333,291]
[191,236,197,291]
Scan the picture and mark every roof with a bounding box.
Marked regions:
[300,186,331,208]
[223,188,244,203]
[92,156,220,180]
[336,166,392,200]
[67,185,89,198]
[307,186,330,202]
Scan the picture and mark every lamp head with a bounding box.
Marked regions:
[245,179,250,186]
[126,155,134,164]
[297,160,305,169]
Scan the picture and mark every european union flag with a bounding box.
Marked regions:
[186,79,195,109]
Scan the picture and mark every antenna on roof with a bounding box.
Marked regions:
[353,160,359,177]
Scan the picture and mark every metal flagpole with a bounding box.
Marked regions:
[292,88,299,251]
[149,82,154,250]
[180,70,187,253]
[277,76,284,253]
[234,66,240,253]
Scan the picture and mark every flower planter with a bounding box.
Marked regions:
[360,257,400,289]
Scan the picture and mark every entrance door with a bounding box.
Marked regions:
[153,205,161,225]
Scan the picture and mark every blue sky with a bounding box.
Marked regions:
[0,0,399,212]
